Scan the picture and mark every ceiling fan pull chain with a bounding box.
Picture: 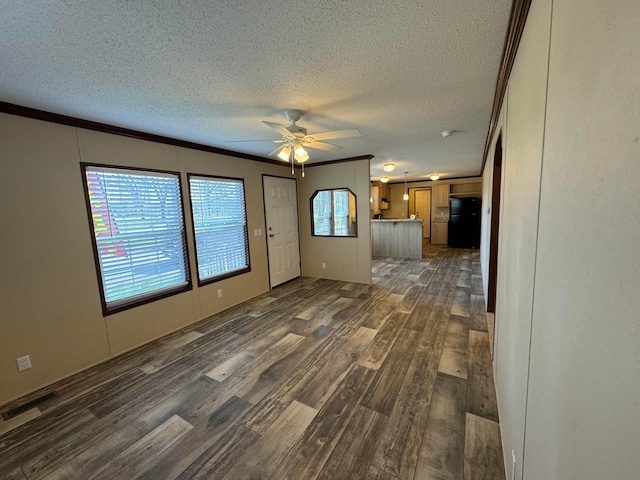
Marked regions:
[302,163,305,177]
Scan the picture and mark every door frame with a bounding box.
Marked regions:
[411,187,432,238]
[262,174,302,289]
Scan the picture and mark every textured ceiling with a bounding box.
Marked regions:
[0,0,511,182]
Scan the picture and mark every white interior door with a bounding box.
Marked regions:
[415,189,431,238]
[263,175,301,287]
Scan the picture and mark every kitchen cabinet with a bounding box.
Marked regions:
[378,182,390,209]
[450,182,482,195]
[380,182,389,198]
[370,185,380,213]
[434,184,450,207]
[431,221,448,245]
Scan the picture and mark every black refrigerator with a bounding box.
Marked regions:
[448,196,481,249]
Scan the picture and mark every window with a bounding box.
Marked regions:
[188,175,250,284]
[312,190,332,235]
[311,188,358,237]
[82,164,191,315]
[333,190,350,235]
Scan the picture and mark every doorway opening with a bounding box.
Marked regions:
[487,133,503,313]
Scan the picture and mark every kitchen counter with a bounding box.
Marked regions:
[371,218,423,258]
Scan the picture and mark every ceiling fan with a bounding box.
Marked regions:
[227,110,361,165]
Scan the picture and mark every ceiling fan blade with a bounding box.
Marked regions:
[306,128,361,142]
[224,139,280,143]
[304,140,343,152]
[263,121,293,138]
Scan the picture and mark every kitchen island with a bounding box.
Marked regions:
[371,219,423,258]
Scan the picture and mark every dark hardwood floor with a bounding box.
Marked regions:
[0,245,504,480]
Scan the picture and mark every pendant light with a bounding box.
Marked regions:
[403,172,409,201]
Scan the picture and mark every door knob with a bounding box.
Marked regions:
[269,234,275,238]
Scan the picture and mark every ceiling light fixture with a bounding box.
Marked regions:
[290,143,309,177]
[278,142,310,177]
[380,177,389,183]
[441,130,453,138]
[430,174,440,181]
[294,144,308,162]
[383,163,395,172]
[403,172,409,201]
[277,145,292,162]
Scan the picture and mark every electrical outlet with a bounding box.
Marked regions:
[511,449,516,480]
[321,262,326,269]
[16,355,31,372]
[217,289,222,298]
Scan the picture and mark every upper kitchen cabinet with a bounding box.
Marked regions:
[450,182,482,196]
[371,181,390,211]
[379,182,390,209]
[370,185,380,215]
[434,184,450,207]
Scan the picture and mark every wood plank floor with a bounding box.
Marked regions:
[0,245,504,480]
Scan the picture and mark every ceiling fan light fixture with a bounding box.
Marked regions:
[277,145,292,161]
[383,163,395,172]
[294,145,309,163]
[380,177,389,183]
[430,174,440,181]
[248,111,363,175]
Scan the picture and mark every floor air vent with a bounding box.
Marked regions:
[2,391,56,420]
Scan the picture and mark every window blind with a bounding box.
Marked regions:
[85,166,189,310]
[313,190,332,235]
[189,176,250,283]
[333,190,349,235]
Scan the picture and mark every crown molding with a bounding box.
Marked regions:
[481,0,533,174]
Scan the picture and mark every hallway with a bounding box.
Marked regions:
[0,248,504,479]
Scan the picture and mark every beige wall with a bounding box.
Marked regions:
[493,0,551,476]
[0,113,292,404]
[482,0,640,478]
[298,160,372,284]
